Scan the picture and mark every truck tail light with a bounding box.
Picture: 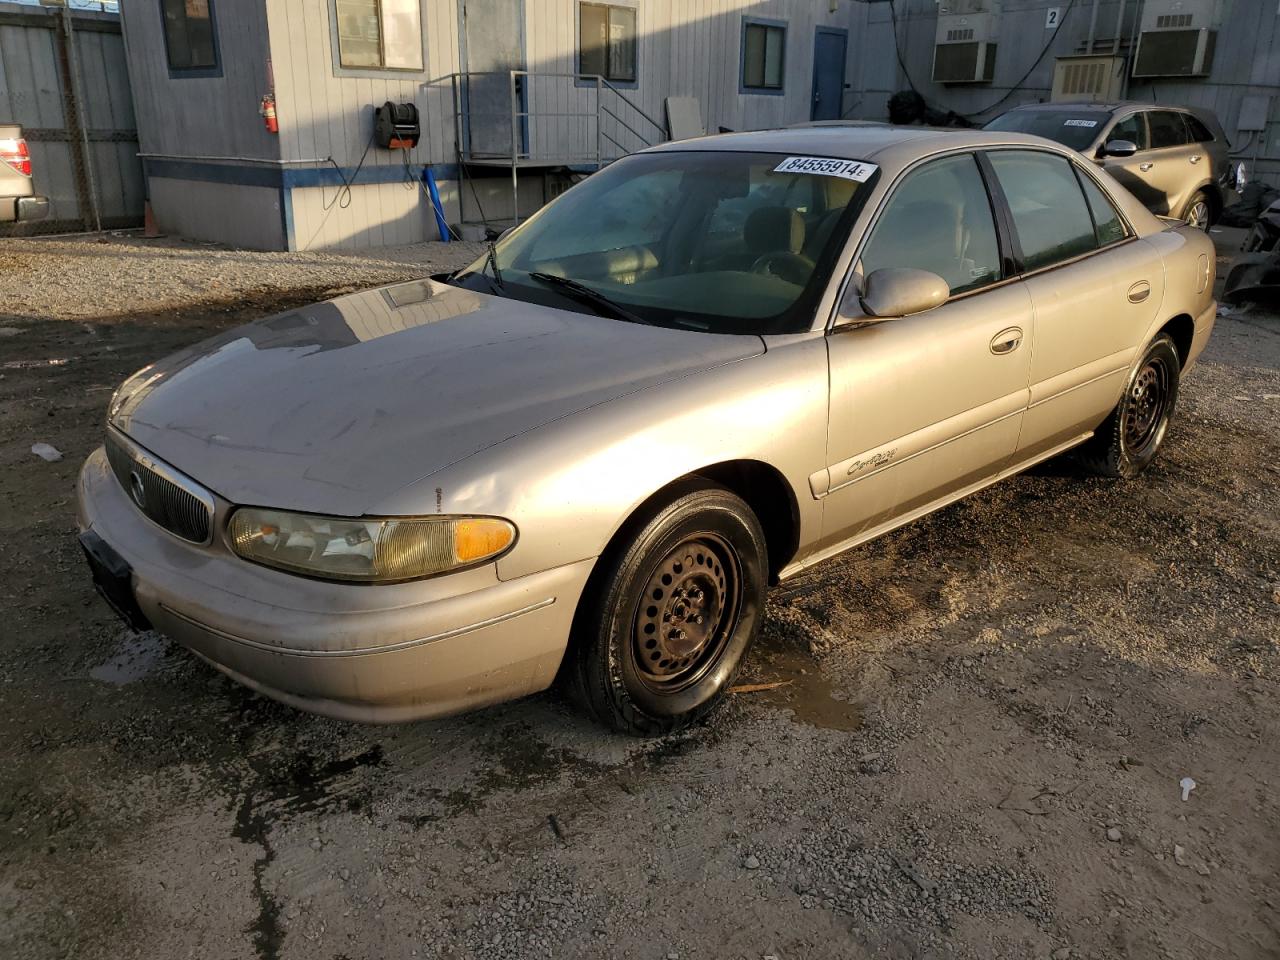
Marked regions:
[0,138,32,177]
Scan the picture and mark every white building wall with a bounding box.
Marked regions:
[262,0,859,250]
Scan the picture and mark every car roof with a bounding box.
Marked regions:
[645,125,1058,164]
[999,100,1206,114]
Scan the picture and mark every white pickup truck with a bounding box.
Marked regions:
[1,124,49,225]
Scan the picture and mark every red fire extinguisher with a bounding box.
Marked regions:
[260,94,278,134]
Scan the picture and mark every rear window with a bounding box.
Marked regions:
[984,110,1107,151]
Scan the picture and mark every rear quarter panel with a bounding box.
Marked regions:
[1140,224,1216,368]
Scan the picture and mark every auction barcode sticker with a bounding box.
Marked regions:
[774,156,878,182]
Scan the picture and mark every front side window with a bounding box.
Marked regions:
[988,150,1098,271]
[452,151,874,334]
[983,109,1105,151]
[1148,111,1189,149]
[1107,113,1148,151]
[742,19,785,92]
[335,0,423,71]
[860,154,1001,296]
[160,0,218,74]
[579,2,637,83]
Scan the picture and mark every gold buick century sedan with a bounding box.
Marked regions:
[77,127,1216,734]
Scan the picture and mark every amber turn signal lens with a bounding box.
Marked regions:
[454,518,516,563]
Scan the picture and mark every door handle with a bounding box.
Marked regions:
[1189,154,1202,164]
[1127,280,1151,303]
[990,327,1023,355]
[1139,162,1154,172]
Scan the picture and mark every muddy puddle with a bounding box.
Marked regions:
[89,630,169,685]
[734,644,862,731]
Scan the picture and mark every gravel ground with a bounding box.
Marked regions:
[1,231,1278,960]
[0,231,485,323]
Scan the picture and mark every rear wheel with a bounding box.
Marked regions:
[1182,190,1212,231]
[567,481,767,735]
[1077,334,1181,479]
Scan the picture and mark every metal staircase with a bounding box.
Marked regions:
[450,70,668,223]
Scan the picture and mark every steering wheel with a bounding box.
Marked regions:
[750,251,815,286]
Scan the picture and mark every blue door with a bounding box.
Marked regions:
[811,28,847,121]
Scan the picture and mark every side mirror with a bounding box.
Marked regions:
[1101,139,1138,158]
[851,268,949,321]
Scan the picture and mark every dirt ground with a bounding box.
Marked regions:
[1,231,1278,960]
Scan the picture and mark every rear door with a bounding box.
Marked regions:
[819,152,1033,548]
[1140,110,1198,217]
[984,149,1163,459]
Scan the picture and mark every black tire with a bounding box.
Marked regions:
[566,480,767,736]
[1182,190,1213,231]
[1077,334,1181,479]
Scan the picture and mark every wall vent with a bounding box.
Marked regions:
[1051,55,1125,102]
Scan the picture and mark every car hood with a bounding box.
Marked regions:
[110,279,764,515]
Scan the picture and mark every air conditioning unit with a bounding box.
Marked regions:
[1051,55,1125,102]
[932,0,1001,84]
[1132,0,1222,78]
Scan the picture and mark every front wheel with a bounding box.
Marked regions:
[567,481,767,735]
[1077,334,1181,479]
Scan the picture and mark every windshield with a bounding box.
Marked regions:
[451,150,875,334]
[984,110,1108,151]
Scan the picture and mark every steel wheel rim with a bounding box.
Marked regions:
[632,533,742,694]
[1187,200,1210,230]
[1122,356,1171,455]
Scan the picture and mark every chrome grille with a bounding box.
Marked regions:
[105,430,214,545]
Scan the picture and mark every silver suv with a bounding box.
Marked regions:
[1,125,49,226]
[985,102,1241,230]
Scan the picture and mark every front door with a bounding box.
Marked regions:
[819,153,1032,549]
[810,28,847,122]
[460,0,527,158]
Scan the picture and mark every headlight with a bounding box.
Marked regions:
[227,508,516,583]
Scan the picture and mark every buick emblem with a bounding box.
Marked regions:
[129,470,147,509]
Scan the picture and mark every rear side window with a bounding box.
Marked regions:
[1108,113,1148,150]
[988,150,1097,271]
[1148,111,1189,149]
[860,154,1001,296]
[1077,172,1127,246]
[1185,114,1215,143]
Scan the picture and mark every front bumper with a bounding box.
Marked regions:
[1,195,49,222]
[76,446,594,723]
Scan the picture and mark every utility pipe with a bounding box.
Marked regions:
[1085,0,1101,54]
[1112,0,1127,54]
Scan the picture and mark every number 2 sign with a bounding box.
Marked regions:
[1045,7,1061,28]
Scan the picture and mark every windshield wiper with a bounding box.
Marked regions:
[527,273,654,326]
[485,239,504,288]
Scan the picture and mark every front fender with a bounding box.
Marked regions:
[375,336,831,581]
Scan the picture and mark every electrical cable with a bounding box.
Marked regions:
[886,0,1079,123]
[298,126,377,251]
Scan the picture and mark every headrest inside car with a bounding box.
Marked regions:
[744,206,805,254]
